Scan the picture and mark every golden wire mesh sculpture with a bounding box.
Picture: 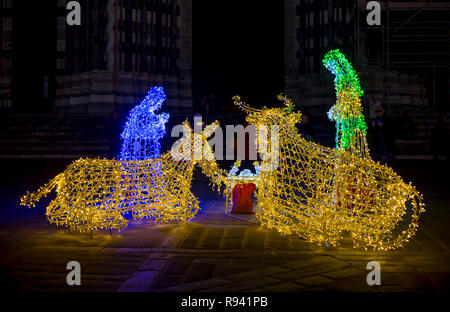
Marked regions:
[230,50,425,250]
[21,121,221,233]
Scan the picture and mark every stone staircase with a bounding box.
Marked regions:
[0,114,110,159]
[393,113,439,160]
[0,112,441,160]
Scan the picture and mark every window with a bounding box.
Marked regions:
[136,10,141,23]
[56,59,65,70]
[57,40,65,52]
[2,18,12,31]
[2,59,11,70]
[2,40,11,50]
[57,17,66,28]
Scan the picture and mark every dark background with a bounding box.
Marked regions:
[11,1,56,113]
[192,0,284,110]
[8,1,285,113]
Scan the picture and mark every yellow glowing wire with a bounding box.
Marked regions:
[229,93,424,250]
[20,49,424,250]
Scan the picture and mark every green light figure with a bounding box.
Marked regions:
[323,49,369,159]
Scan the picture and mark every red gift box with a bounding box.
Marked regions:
[231,183,256,214]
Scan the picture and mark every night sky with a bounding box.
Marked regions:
[192,0,284,111]
[11,1,56,113]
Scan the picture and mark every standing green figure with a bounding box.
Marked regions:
[323,49,369,159]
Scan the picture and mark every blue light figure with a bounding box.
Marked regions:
[119,86,169,161]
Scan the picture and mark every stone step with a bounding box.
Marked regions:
[0,114,111,158]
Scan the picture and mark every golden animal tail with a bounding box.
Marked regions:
[384,184,425,250]
[20,173,64,208]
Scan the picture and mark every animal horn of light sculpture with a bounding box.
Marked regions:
[21,87,222,234]
[232,50,424,250]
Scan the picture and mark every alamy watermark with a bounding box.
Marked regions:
[366,261,381,286]
[366,1,381,26]
[66,1,81,26]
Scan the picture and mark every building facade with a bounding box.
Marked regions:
[0,0,193,115]
[284,0,449,116]
[0,0,13,110]
[55,0,192,115]
[284,0,358,115]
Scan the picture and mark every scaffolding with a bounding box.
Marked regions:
[356,0,450,112]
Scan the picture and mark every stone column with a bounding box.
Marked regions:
[177,0,193,115]
[284,0,299,100]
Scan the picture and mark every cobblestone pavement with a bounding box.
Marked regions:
[1,184,449,292]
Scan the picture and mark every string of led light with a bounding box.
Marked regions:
[323,49,369,159]
[231,50,424,250]
[20,51,425,250]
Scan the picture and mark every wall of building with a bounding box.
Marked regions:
[0,0,192,115]
[284,0,357,115]
[55,0,192,116]
[284,0,448,116]
[0,0,13,110]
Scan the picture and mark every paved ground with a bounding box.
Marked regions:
[0,160,449,292]
[1,192,449,292]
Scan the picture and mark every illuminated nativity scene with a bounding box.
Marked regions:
[20,50,424,250]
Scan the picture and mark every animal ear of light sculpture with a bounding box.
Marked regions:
[231,50,424,250]
[21,87,222,233]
